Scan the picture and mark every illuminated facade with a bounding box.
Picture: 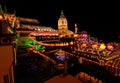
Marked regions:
[58,11,74,37]
[16,17,59,47]
[58,11,68,35]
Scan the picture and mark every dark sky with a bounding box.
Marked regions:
[0,0,120,42]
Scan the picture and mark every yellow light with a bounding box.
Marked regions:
[66,42,69,46]
[60,43,64,46]
[99,43,106,50]
[70,41,73,45]
[0,15,3,20]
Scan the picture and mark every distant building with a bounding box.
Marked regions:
[58,11,74,37]
[16,17,40,49]
[16,17,59,48]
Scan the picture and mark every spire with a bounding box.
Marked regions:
[61,10,64,15]
[60,10,65,18]
[75,23,77,27]
[75,23,78,34]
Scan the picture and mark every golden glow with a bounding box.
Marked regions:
[99,43,106,50]
[60,43,64,46]
[81,43,87,47]
[92,43,98,49]
[0,15,3,20]
[74,34,78,37]
[69,41,73,45]
[107,44,114,51]
[66,42,69,46]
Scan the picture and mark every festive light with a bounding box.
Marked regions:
[107,43,114,51]
[99,43,106,50]
[69,41,73,45]
[92,43,98,49]
[81,43,87,47]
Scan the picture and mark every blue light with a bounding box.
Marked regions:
[56,56,69,61]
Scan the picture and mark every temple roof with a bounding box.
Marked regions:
[17,17,39,25]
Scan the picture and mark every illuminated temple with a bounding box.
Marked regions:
[58,10,74,37]
[1,4,120,83]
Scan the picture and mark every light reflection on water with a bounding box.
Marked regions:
[76,72,104,83]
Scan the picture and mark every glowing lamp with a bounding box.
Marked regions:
[92,43,98,49]
[69,41,73,45]
[107,44,114,51]
[81,43,87,47]
[60,43,64,46]
[99,43,106,50]
[66,42,69,46]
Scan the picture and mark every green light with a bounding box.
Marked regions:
[26,41,33,47]
[26,40,46,50]
[34,45,46,50]
[41,46,46,49]
[35,45,40,50]
[33,41,38,45]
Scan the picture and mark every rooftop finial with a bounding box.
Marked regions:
[60,10,65,18]
[75,23,78,34]
[61,10,64,15]
[75,23,77,27]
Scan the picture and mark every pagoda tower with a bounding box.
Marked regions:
[58,10,68,35]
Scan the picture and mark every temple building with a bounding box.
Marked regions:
[16,17,59,49]
[58,11,74,37]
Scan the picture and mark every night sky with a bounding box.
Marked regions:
[0,0,120,42]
